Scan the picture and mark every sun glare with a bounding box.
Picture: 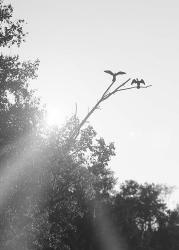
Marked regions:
[45,106,65,127]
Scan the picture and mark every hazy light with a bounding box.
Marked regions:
[0,132,49,248]
[94,201,128,250]
[45,104,66,127]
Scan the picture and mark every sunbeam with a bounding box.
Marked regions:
[93,201,128,250]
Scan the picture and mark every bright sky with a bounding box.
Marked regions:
[7,0,179,206]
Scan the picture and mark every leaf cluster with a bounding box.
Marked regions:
[0,0,26,47]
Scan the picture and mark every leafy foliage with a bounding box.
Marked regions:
[112,180,179,250]
[0,55,42,145]
[0,0,26,47]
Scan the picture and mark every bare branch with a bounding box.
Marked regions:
[104,84,152,99]
[72,98,102,140]
[117,85,152,92]
[103,78,131,100]
[102,79,116,99]
[68,72,151,142]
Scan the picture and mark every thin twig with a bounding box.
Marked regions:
[104,84,152,98]
[116,85,152,92]
[69,76,151,141]
[103,78,131,100]
[102,79,116,98]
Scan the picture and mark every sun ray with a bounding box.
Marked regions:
[45,104,66,127]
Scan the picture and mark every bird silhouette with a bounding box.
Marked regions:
[104,70,126,82]
[131,78,145,89]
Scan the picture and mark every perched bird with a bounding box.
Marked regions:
[131,78,145,89]
[104,70,126,82]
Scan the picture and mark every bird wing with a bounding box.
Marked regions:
[131,79,137,85]
[140,79,145,84]
[116,71,126,75]
[104,70,114,75]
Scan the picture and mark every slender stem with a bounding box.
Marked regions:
[104,84,152,98]
[71,78,131,140]
[72,98,103,140]
[102,79,116,98]
[70,77,151,141]
[103,78,131,100]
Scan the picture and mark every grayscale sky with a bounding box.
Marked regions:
[8,0,179,206]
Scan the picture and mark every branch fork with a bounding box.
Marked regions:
[69,72,152,141]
